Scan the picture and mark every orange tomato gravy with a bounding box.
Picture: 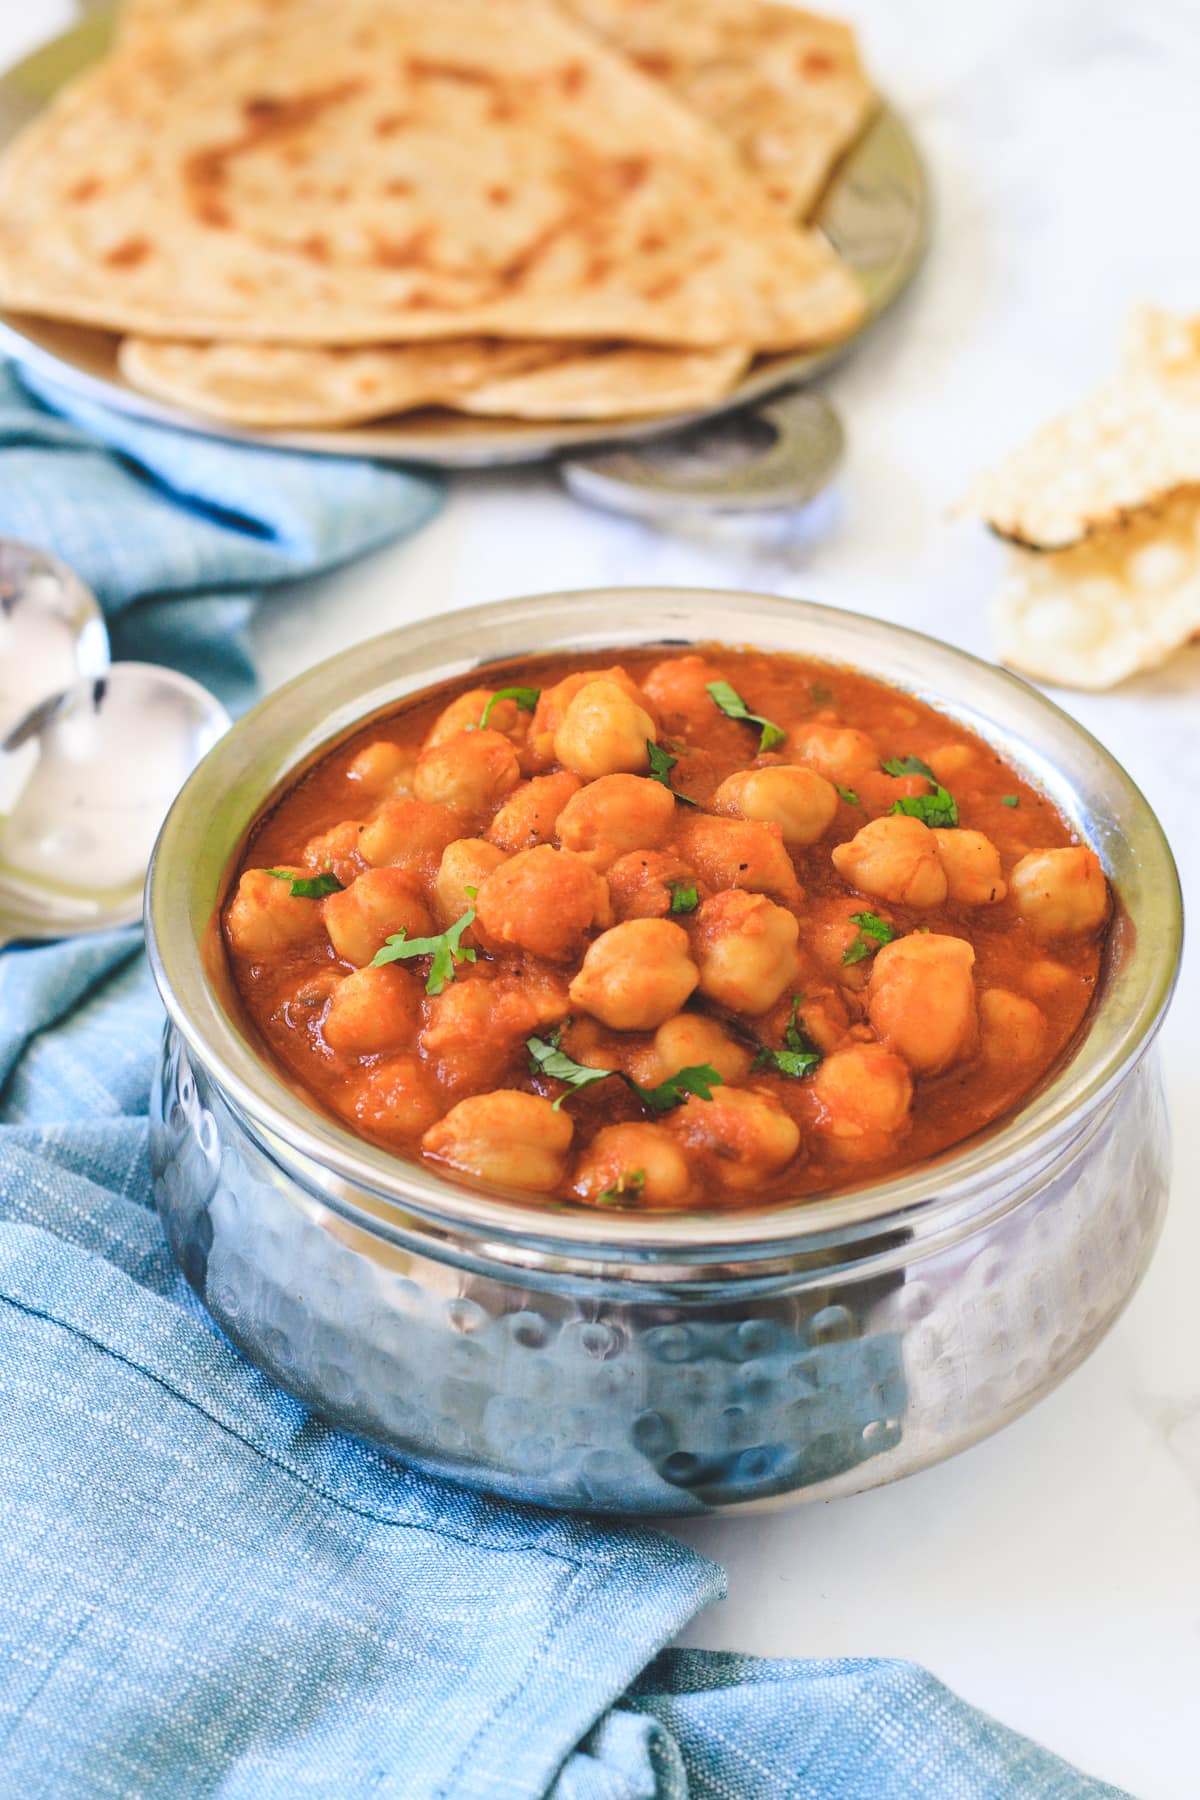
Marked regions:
[223,646,1105,1209]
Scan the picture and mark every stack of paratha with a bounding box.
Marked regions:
[0,0,876,429]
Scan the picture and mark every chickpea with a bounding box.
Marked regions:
[926,743,976,784]
[358,797,464,873]
[557,774,676,869]
[413,728,521,815]
[528,665,651,768]
[323,963,422,1055]
[572,1122,696,1208]
[488,771,582,853]
[693,889,800,1016]
[558,1014,618,1073]
[670,1086,800,1191]
[640,655,729,731]
[713,765,838,848]
[675,814,800,905]
[831,815,948,909]
[605,849,696,921]
[424,686,525,749]
[1010,847,1109,937]
[1022,958,1076,1001]
[420,979,514,1091]
[628,1012,753,1087]
[225,868,325,959]
[568,918,698,1031]
[346,740,413,798]
[811,1042,913,1158]
[979,988,1045,1065]
[867,933,977,1073]
[553,679,657,780]
[341,1055,442,1138]
[323,867,434,968]
[302,819,367,889]
[434,838,507,926]
[932,829,1007,906]
[806,897,894,985]
[474,845,611,962]
[793,723,878,784]
[421,971,569,1091]
[423,1090,573,1192]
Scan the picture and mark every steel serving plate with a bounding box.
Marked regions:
[0,10,928,469]
[146,591,1182,1513]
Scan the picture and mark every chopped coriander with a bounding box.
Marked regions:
[595,1169,646,1205]
[1001,795,1020,808]
[836,786,860,806]
[464,884,478,899]
[810,683,833,706]
[890,786,959,828]
[372,907,477,994]
[265,868,344,900]
[477,686,540,731]
[753,1044,821,1079]
[526,1032,615,1110]
[842,911,897,966]
[881,753,938,782]
[646,739,699,806]
[882,754,958,828]
[753,996,821,1078]
[783,994,809,1053]
[668,880,699,915]
[705,679,786,754]
[627,1062,723,1113]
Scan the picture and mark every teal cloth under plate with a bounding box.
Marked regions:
[0,368,1129,1798]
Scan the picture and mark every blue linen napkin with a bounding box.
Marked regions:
[0,370,1129,1799]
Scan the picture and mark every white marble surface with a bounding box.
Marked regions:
[10,2,1200,1794]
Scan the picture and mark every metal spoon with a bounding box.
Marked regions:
[0,663,230,950]
[0,536,111,740]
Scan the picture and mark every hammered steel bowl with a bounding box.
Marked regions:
[145,590,1182,1515]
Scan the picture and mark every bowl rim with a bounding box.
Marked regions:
[145,586,1183,1258]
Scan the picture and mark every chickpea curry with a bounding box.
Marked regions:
[223,646,1110,1211]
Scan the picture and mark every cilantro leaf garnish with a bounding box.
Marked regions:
[753,996,821,1078]
[595,1169,646,1205]
[890,786,959,828]
[810,683,833,706]
[842,911,897,966]
[881,754,958,828]
[1001,795,1019,808]
[526,1033,615,1110]
[646,739,699,806]
[524,1035,722,1114]
[265,868,344,900]
[783,994,809,1052]
[753,1045,822,1078]
[476,686,540,730]
[705,680,786,753]
[836,786,860,806]
[627,1063,723,1113]
[881,754,938,782]
[371,907,477,994]
[668,880,699,915]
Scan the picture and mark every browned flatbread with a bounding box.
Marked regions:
[118,334,750,425]
[561,0,877,218]
[0,0,865,350]
[117,0,878,219]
